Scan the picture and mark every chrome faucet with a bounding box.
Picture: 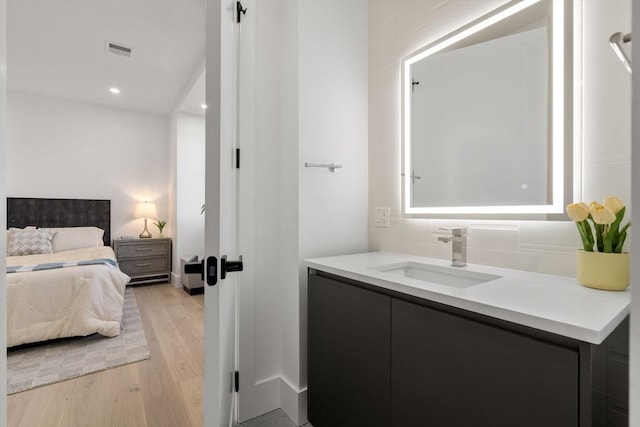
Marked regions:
[438,227,467,267]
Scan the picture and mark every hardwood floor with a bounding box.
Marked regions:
[7,283,204,427]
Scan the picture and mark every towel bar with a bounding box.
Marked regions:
[305,162,343,172]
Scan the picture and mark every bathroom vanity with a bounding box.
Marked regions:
[306,252,630,427]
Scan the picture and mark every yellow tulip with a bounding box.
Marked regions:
[566,203,589,222]
[604,196,625,214]
[590,202,616,224]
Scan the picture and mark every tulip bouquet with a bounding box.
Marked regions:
[566,197,631,253]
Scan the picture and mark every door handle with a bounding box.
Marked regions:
[221,255,243,280]
[206,256,218,286]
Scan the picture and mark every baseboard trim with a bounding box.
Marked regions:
[238,376,280,424]
[170,272,181,288]
[237,375,307,426]
[280,378,308,426]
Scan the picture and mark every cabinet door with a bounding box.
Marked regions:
[308,274,391,427]
[391,299,579,427]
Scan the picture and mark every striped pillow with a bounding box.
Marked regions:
[8,228,55,256]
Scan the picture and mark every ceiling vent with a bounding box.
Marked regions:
[105,41,133,58]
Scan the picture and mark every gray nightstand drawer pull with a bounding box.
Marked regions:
[136,248,153,251]
[136,263,152,267]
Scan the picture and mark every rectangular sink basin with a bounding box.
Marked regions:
[370,261,502,289]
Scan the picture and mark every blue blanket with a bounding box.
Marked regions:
[7,258,118,274]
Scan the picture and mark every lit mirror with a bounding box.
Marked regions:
[403,0,572,216]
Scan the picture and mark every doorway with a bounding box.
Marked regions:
[4,1,209,425]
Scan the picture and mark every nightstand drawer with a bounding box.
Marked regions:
[117,241,168,259]
[113,237,171,285]
[119,256,168,276]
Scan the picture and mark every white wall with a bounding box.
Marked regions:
[241,0,368,424]
[173,112,205,282]
[369,0,631,277]
[168,113,178,280]
[7,91,171,240]
[295,0,369,420]
[0,0,8,422]
[582,0,631,204]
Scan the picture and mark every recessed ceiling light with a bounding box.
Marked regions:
[110,87,121,94]
[201,104,207,109]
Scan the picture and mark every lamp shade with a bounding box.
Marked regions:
[134,202,158,219]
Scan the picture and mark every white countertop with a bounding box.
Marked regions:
[305,252,630,344]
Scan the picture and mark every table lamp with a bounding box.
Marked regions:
[135,201,158,238]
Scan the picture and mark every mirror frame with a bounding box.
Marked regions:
[402,0,574,217]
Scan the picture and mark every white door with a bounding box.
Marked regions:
[204,1,241,426]
[233,0,281,421]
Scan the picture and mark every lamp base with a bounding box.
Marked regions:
[139,218,152,239]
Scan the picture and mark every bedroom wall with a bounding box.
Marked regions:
[172,112,205,283]
[168,113,178,279]
[368,0,631,277]
[6,91,171,241]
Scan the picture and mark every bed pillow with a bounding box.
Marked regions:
[6,226,38,253]
[7,228,55,256]
[43,227,105,252]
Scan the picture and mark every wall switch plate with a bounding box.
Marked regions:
[374,207,391,228]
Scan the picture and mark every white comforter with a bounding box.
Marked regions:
[6,246,131,347]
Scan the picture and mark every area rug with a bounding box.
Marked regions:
[7,287,151,394]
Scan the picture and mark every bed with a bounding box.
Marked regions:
[6,198,130,347]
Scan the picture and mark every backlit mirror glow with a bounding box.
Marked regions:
[403,0,570,215]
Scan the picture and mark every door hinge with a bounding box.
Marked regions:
[235,148,240,169]
[236,1,247,24]
[234,370,240,392]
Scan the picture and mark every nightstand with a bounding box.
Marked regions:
[113,238,172,285]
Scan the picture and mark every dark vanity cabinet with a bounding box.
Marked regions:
[308,274,391,427]
[392,298,577,426]
[308,270,629,427]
